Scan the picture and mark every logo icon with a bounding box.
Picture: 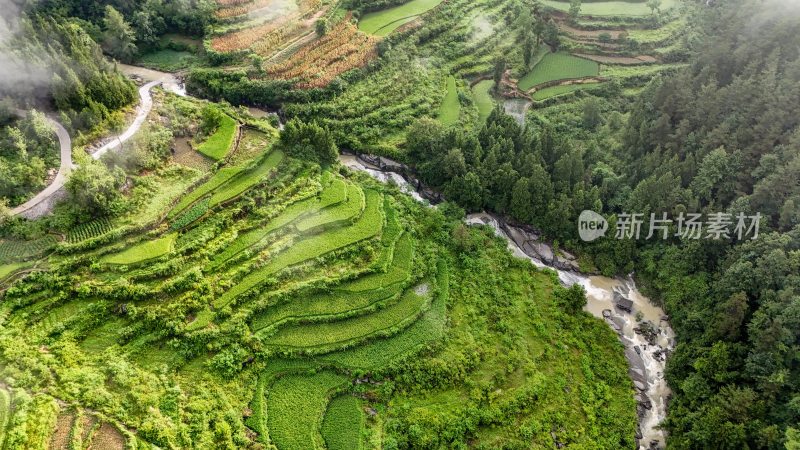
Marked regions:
[578,210,608,242]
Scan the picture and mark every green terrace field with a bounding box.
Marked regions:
[197,114,238,161]
[359,0,446,36]
[518,52,600,91]
[101,234,176,265]
[0,0,674,446]
[541,0,679,16]
[438,75,460,125]
[533,82,603,100]
[472,79,496,122]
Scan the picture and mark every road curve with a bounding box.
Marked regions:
[91,80,161,160]
[9,116,74,218]
[9,66,181,219]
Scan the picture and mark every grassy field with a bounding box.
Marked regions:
[533,82,603,100]
[101,234,176,265]
[197,114,238,161]
[518,52,599,91]
[137,49,198,72]
[438,76,460,125]
[472,79,496,122]
[321,395,364,450]
[359,0,445,36]
[0,262,29,281]
[541,0,678,16]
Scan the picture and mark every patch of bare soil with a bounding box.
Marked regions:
[88,423,126,450]
[575,53,658,65]
[558,21,624,39]
[48,412,75,450]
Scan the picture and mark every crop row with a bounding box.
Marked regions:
[66,218,113,244]
[208,176,345,269]
[211,189,384,310]
[215,0,274,19]
[266,371,349,450]
[262,286,429,352]
[266,21,379,89]
[169,167,244,218]
[210,0,320,53]
[101,234,176,265]
[251,280,405,337]
[209,149,285,206]
[0,235,58,261]
[211,15,294,53]
[295,183,364,232]
[169,198,211,231]
[339,232,413,292]
[321,395,363,450]
[320,258,449,370]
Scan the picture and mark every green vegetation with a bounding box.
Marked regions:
[541,0,678,16]
[518,52,599,91]
[101,234,176,265]
[208,150,284,207]
[209,188,384,312]
[168,167,244,218]
[321,395,364,450]
[263,287,428,351]
[266,372,349,450]
[0,263,28,281]
[138,49,198,72]
[66,218,113,243]
[0,236,57,261]
[472,79,496,122]
[197,114,238,161]
[359,0,446,35]
[533,82,602,100]
[0,389,9,448]
[438,76,460,125]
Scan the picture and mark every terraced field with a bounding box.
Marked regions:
[518,52,600,91]
[265,20,379,89]
[358,0,445,36]
[541,0,678,16]
[438,75,460,125]
[210,0,322,55]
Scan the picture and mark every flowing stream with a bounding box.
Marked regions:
[341,153,674,450]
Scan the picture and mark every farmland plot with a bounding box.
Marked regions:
[197,114,238,161]
[266,371,349,450]
[518,52,599,91]
[359,0,445,36]
[266,21,379,89]
[322,395,364,450]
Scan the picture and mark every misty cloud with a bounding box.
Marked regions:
[0,0,53,99]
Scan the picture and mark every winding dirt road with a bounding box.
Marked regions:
[9,66,182,219]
